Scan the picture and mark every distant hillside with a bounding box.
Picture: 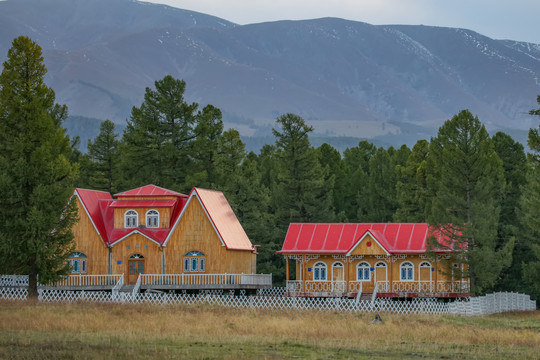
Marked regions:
[1,0,539,148]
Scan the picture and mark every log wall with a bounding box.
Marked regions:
[72,197,109,274]
[165,197,255,274]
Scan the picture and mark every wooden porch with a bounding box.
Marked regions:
[139,273,273,290]
[285,280,470,298]
[1,273,273,292]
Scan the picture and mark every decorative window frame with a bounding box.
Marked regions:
[145,209,160,228]
[313,261,327,281]
[68,252,87,274]
[183,251,205,273]
[125,210,139,228]
[400,261,414,281]
[357,261,371,281]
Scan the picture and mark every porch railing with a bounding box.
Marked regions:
[112,274,124,298]
[304,280,346,293]
[286,280,302,292]
[392,281,435,293]
[49,274,122,287]
[437,281,470,293]
[140,273,272,287]
[133,273,142,296]
[286,280,469,295]
[0,275,29,287]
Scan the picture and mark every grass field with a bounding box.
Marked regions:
[0,300,539,359]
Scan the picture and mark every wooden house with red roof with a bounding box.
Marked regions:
[67,184,270,292]
[279,223,469,298]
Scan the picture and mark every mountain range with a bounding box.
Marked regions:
[1,0,539,149]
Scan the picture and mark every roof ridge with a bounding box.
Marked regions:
[76,188,111,195]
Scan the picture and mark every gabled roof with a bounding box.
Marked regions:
[164,188,253,251]
[114,184,187,198]
[279,223,448,254]
[109,200,177,208]
[74,185,253,252]
[74,188,112,243]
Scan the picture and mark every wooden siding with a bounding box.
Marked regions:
[72,197,109,274]
[113,207,172,229]
[165,196,255,274]
[349,233,388,256]
[295,254,453,284]
[110,233,162,279]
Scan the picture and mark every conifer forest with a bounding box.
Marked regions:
[1,36,539,299]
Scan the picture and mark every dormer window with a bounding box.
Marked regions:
[125,210,138,228]
[146,209,159,228]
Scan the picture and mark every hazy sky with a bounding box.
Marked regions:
[144,0,540,44]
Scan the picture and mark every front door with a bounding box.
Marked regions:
[375,262,388,291]
[128,259,144,284]
[332,262,345,292]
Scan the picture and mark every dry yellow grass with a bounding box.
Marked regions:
[0,300,539,359]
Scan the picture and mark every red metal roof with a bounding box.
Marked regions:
[279,223,446,254]
[114,184,187,198]
[109,200,176,208]
[192,188,253,251]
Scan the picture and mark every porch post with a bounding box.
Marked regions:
[345,256,349,293]
[434,257,438,292]
[389,256,393,292]
[286,257,290,282]
[302,254,306,293]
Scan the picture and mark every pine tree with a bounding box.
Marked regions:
[214,128,246,194]
[85,120,121,193]
[357,146,403,222]
[427,110,511,294]
[0,36,78,297]
[188,105,224,188]
[316,143,347,220]
[121,75,199,191]
[272,113,334,223]
[342,141,376,221]
[520,103,540,299]
[491,132,528,292]
[394,140,430,222]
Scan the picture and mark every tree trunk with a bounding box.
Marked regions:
[28,267,39,299]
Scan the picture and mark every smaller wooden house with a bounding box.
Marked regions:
[64,184,271,291]
[278,223,469,298]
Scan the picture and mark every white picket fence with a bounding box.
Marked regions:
[0,287,535,316]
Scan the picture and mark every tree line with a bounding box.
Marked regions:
[1,36,539,299]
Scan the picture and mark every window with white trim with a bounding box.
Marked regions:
[400,261,414,281]
[125,210,138,228]
[313,262,327,281]
[357,262,371,281]
[183,251,205,272]
[146,209,159,228]
[420,261,431,268]
[67,252,87,274]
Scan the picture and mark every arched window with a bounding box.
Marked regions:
[313,262,327,281]
[400,261,414,281]
[146,209,159,228]
[420,261,431,268]
[68,252,87,274]
[357,262,371,281]
[129,253,144,259]
[183,251,205,272]
[125,210,138,228]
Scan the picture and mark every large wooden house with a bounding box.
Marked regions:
[64,184,270,291]
[278,223,469,298]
